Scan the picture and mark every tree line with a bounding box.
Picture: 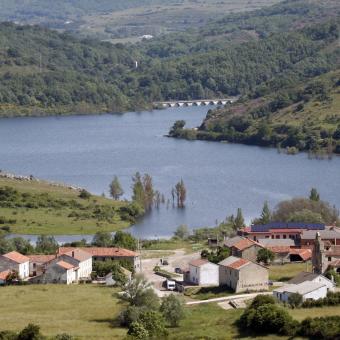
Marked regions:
[109,173,187,210]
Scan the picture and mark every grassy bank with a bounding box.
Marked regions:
[0,177,140,235]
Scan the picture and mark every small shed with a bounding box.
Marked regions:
[188,259,219,286]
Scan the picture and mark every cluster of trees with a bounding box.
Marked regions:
[238,295,340,339]
[110,173,187,211]
[0,234,58,255]
[0,323,74,340]
[91,230,137,250]
[118,274,185,339]
[92,260,128,285]
[251,188,339,226]
[201,247,230,264]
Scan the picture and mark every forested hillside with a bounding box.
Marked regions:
[0,0,279,41]
[0,0,339,117]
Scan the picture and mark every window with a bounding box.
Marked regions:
[276,235,280,239]
[265,236,269,239]
[33,263,36,268]
[271,235,274,239]
[328,257,332,262]
[283,235,286,239]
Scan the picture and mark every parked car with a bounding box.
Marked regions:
[160,258,169,265]
[174,267,182,274]
[166,279,176,291]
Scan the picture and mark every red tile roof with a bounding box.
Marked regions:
[56,261,76,270]
[63,249,92,262]
[289,248,312,261]
[0,270,10,280]
[58,247,138,258]
[189,258,209,267]
[227,258,249,269]
[267,246,291,254]
[2,251,29,264]
[27,255,56,263]
[232,238,261,251]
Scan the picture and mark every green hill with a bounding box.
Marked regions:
[0,0,339,117]
[0,176,142,235]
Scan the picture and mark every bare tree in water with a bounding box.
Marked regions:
[175,179,186,208]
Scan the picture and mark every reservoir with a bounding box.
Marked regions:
[0,106,340,240]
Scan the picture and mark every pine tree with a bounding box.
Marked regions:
[310,188,320,201]
[109,175,124,200]
[234,208,245,230]
[260,201,271,224]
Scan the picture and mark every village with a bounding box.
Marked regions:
[1,222,339,306]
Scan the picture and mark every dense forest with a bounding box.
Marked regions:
[169,26,340,154]
[0,0,339,117]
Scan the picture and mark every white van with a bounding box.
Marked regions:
[166,279,176,291]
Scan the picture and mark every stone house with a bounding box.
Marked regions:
[27,254,56,277]
[188,259,219,286]
[300,226,340,247]
[229,238,263,262]
[43,260,77,285]
[0,251,29,279]
[218,256,268,293]
[312,232,340,274]
[58,247,140,272]
[273,281,328,302]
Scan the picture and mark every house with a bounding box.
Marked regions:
[0,251,30,279]
[58,247,140,272]
[42,260,78,285]
[229,238,263,262]
[312,232,340,274]
[288,272,335,292]
[300,226,340,246]
[223,236,244,248]
[58,249,92,279]
[273,281,328,302]
[218,256,268,293]
[258,239,311,263]
[27,255,56,276]
[239,223,325,243]
[0,270,10,284]
[188,259,219,286]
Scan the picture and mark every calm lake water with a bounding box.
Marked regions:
[1,106,340,241]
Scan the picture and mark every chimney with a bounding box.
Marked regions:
[72,251,75,258]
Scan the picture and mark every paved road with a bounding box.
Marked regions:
[186,291,272,305]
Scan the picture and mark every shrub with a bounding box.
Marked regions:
[288,293,303,308]
[299,316,340,340]
[78,189,91,199]
[160,294,185,327]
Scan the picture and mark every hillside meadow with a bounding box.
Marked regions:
[0,177,140,235]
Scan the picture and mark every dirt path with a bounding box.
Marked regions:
[141,249,200,297]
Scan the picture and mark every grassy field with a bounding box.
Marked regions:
[290,306,340,321]
[269,262,310,281]
[1,284,339,339]
[142,238,204,253]
[0,285,127,339]
[0,177,132,235]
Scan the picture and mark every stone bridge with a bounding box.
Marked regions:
[153,98,236,108]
